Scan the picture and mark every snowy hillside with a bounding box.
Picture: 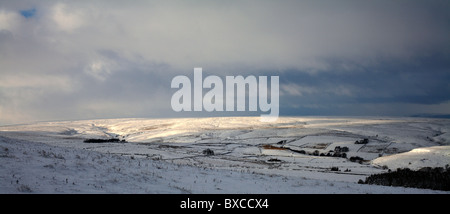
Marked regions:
[372,146,450,170]
[1,117,449,193]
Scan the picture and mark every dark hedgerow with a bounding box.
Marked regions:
[83,138,127,143]
[361,167,450,191]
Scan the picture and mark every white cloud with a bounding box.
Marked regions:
[84,60,114,81]
[0,10,22,31]
[51,3,84,32]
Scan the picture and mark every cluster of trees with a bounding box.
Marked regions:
[288,145,368,164]
[265,138,374,165]
[360,167,450,191]
[303,146,351,158]
[349,156,364,163]
[202,148,215,156]
[355,138,369,144]
[329,146,349,158]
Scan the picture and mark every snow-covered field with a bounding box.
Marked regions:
[1,117,449,193]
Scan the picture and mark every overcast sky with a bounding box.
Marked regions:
[1,0,449,125]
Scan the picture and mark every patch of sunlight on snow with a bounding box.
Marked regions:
[411,148,431,153]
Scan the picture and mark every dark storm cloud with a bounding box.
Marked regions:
[280,52,450,116]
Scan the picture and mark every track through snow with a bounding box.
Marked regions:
[1,117,449,193]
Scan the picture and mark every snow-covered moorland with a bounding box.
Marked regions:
[1,117,449,193]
